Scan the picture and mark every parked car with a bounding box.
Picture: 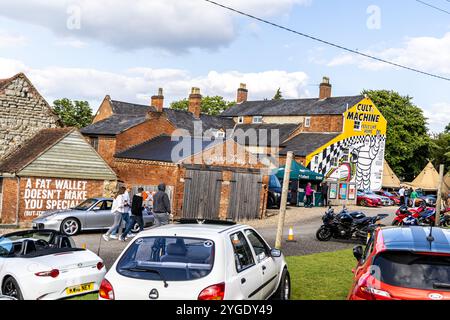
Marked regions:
[374,191,400,205]
[364,191,393,206]
[357,191,382,207]
[32,198,154,236]
[349,226,450,300]
[0,229,106,300]
[420,194,437,207]
[99,220,290,300]
[267,175,282,209]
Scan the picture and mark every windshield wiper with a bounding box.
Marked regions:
[433,282,450,290]
[122,266,169,288]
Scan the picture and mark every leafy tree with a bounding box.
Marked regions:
[363,90,431,181]
[170,96,235,116]
[445,123,450,133]
[53,98,93,128]
[430,131,450,172]
[273,88,283,100]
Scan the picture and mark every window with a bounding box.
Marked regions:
[341,148,350,163]
[354,120,362,131]
[304,117,311,128]
[215,131,225,138]
[90,137,99,151]
[252,116,263,124]
[237,116,244,124]
[230,231,255,272]
[244,229,270,262]
[331,157,338,167]
[93,200,113,211]
[314,155,319,165]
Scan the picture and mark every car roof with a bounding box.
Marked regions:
[136,223,248,238]
[378,226,450,254]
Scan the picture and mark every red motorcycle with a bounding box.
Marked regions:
[393,203,450,226]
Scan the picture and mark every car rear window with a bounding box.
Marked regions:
[373,251,450,290]
[116,236,215,281]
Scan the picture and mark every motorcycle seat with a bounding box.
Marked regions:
[353,217,371,225]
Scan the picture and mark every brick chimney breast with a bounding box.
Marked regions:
[319,76,332,100]
[151,88,164,112]
[189,87,202,118]
[237,83,248,104]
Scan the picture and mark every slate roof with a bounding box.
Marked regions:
[164,109,235,136]
[115,134,225,163]
[110,100,155,115]
[221,95,365,117]
[279,132,340,157]
[80,114,147,136]
[233,123,299,146]
[0,128,73,173]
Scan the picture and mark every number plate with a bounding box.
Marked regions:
[66,283,94,295]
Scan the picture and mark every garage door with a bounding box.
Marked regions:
[228,172,263,221]
[182,169,223,219]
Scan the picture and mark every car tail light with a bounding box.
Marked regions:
[99,279,115,300]
[198,283,225,300]
[35,269,60,278]
[97,262,104,270]
[354,275,391,300]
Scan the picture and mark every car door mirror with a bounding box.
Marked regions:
[270,248,282,258]
[353,245,363,262]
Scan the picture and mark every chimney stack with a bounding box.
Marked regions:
[237,83,248,104]
[319,76,332,100]
[189,87,202,118]
[151,88,164,112]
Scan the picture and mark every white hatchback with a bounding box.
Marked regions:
[99,221,290,300]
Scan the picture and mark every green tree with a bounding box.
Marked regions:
[445,123,450,133]
[170,96,234,116]
[363,90,431,181]
[273,88,283,100]
[430,131,450,172]
[53,98,93,128]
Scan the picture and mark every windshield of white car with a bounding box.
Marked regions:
[74,199,98,211]
[117,236,215,281]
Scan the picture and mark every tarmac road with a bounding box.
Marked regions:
[71,205,398,269]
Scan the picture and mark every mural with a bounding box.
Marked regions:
[306,98,387,191]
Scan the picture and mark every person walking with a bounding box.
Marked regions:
[321,182,329,207]
[398,186,405,207]
[410,188,418,208]
[103,187,126,241]
[120,187,145,241]
[153,183,171,226]
[404,187,411,207]
[305,182,314,208]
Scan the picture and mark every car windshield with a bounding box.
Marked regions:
[73,199,98,210]
[373,251,450,291]
[384,192,394,197]
[116,236,215,282]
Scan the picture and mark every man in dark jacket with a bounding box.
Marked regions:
[120,187,145,241]
[153,183,171,227]
[321,183,329,207]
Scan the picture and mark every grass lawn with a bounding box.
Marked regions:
[286,249,355,300]
[69,293,98,300]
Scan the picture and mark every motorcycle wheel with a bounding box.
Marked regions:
[316,226,333,241]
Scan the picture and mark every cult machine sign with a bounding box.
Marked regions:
[23,178,88,217]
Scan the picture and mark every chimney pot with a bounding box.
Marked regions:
[151,88,164,112]
[189,87,202,118]
[319,76,332,100]
[237,83,248,104]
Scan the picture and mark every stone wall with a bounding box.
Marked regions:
[0,73,60,161]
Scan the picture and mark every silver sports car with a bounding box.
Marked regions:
[32,198,154,236]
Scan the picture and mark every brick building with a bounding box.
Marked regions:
[0,73,61,161]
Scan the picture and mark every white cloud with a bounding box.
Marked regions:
[327,32,450,75]
[0,57,310,110]
[0,0,310,52]
[55,38,88,48]
[423,102,450,133]
[0,30,27,47]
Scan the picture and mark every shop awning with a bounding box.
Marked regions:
[276,160,324,181]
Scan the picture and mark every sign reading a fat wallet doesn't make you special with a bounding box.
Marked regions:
[22,178,88,217]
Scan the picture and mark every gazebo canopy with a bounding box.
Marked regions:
[382,161,401,189]
[276,160,324,181]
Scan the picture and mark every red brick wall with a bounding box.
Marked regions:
[1,178,19,224]
[98,137,117,169]
[303,115,343,133]
[92,97,113,123]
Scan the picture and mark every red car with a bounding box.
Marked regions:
[357,191,382,207]
[374,191,400,205]
[348,226,450,300]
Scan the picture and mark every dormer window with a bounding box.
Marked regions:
[304,117,311,128]
[252,116,263,124]
[237,116,244,124]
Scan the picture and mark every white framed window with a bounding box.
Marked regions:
[354,120,362,131]
[237,116,244,124]
[314,155,319,165]
[252,116,263,124]
[331,157,338,167]
[215,131,225,138]
[304,117,311,128]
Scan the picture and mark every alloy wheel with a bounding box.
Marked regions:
[62,219,79,236]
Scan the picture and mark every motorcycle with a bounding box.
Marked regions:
[316,206,388,242]
[393,204,450,226]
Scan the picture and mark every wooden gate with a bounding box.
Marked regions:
[182,169,223,219]
[228,172,263,220]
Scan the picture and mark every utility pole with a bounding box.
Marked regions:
[435,164,445,227]
[275,151,294,249]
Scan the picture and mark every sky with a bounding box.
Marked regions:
[0,0,449,132]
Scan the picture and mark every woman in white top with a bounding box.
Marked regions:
[103,187,127,241]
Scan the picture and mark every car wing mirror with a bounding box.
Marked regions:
[353,245,363,262]
[270,248,282,258]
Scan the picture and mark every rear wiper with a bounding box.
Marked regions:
[122,266,169,288]
[433,282,450,290]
